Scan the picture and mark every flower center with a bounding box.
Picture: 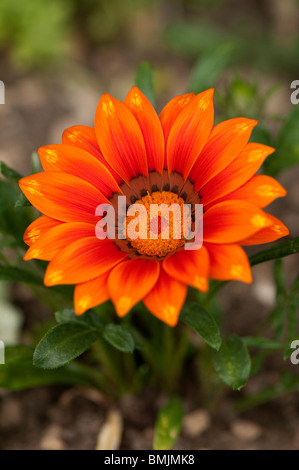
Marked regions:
[125,191,190,258]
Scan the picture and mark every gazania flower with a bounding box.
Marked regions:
[19,87,289,326]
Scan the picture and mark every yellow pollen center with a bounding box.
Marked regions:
[125,191,190,258]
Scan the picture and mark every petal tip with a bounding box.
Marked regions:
[44,268,64,287]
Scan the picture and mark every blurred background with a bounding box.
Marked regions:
[0,0,298,173]
[0,0,299,450]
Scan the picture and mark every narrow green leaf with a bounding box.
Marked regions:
[287,302,298,341]
[0,161,22,180]
[249,238,299,266]
[153,397,183,450]
[290,273,299,294]
[243,336,282,350]
[33,323,100,369]
[0,265,43,285]
[264,105,299,176]
[0,238,19,250]
[188,43,236,94]
[213,335,251,390]
[274,259,286,297]
[135,61,155,106]
[236,371,299,411]
[271,303,286,341]
[0,346,88,390]
[102,324,135,353]
[283,332,299,359]
[180,303,222,350]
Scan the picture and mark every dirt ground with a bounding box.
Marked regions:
[1,382,299,450]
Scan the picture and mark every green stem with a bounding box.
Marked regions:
[249,237,299,266]
[166,328,189,392]
[92,340,126,393]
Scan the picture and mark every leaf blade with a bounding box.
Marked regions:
[213,334,251,390]
[33,323,99,369]
[102,324,135,353]
[135,61,155,106]
[180,303,222,350]
[153,397,184,450]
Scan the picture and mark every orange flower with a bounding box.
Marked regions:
[19,87,289,326]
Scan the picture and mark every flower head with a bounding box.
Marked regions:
[20,87,289,326]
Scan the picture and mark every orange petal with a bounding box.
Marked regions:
[241,214,289,245]
[205,243,252,283]
[190,118,257,192]
[203,200,272,243]
[124,87,164,174]
[201,143,275,206]
[74,271,110,315]
[39,144,121,199]
[62,125,122,184]
[216,175,287,208]
[167,89,214,179]
[44,238,127,286]
[24,222,95,261]
[23,215,62,246]
[108,259,160,317]
[143,268,187,327]
[159,92,195,167]
[95,94,148,184]
[19,172,108,224]
[163,245,209,292]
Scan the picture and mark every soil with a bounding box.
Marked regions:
[1,383,299,450]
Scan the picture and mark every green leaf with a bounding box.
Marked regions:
[283,332,299,359]
[250,122,273,146]
[236,371,299,411]
[0,346,88,390]
[188,43,236,94]
[0,161,22,180]
[274,259,286,297]
[102,324,135,353]
[226,76,259,117]
[286,302,298,341]
[164,21,229,58]
[0,265,43,285]
[31,151,42,173]
[55,308,104,329]
[243,336,282,350]
[180,303,222,350]
[15,191,31,207]
[249,238,299,267]
[271,303,286,340]
[153,397,183,450]
[135,61,155,106]
[213,334,251,390]
[119,322,146,350]
[264,105,299,176]
[0,179,31,240]
[291,273,299,294]
[33,323,100,369]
